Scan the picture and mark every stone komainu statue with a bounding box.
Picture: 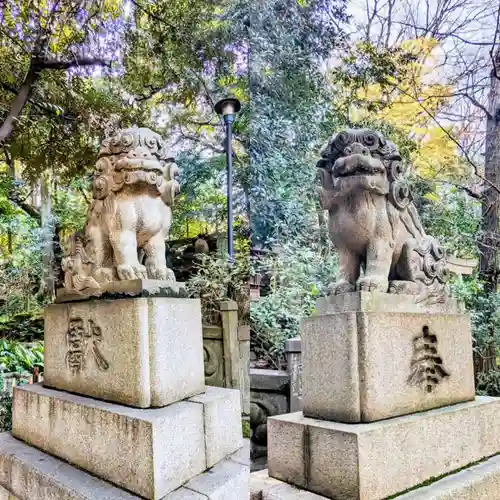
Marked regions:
[317,128,448,302]
[62,127,180,293]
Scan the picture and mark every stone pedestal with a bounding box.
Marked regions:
[250,292,500,500]
[0,290,248,500]
[302,292,475,422]
[44,296,205,408]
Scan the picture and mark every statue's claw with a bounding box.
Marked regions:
[330,280,356,295]
[117,264,147,281]
[146,264,168,280]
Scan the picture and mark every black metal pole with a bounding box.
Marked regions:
[225,114,234,258]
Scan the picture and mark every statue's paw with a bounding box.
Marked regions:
[117,264,147,281]
[330,280,355,295]
[147,264,168,280]
[356,277,389,292]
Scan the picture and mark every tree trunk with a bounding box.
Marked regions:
[5,148,16,255]
[476,49,500,374]
[0,62,40,143]
[40,171,55,300]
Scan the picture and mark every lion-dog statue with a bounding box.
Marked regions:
[317,128,448,303]
[61,127,180,294]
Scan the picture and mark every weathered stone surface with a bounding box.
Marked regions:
[12,384,206,499]
[0,485,18,500]
[61,127,180,296]
[268,398,500,500]
[189,386,243,468]
[251,369,289,392]
[302,304,474,422]
[251,470,283,500]
[184,458,249,499]
[56,279,187,303]
[0,432,140,500]
[263,483,328,500]
[267,414,306,489]
[286,337,302,413]
[315,291,463,315]
[250,470,327,500]
[163,489,207,499]
[317,128,447,301]
[398,453,500,499]
[43,296,205,408]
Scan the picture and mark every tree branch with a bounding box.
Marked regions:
[35,57,111,70]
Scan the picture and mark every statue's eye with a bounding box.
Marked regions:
[344,146,352,155]
[362,148,369,155]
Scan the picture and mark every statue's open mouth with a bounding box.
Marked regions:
[115,156,164,173]
[333,154,385,178]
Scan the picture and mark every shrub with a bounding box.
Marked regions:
[250,241,338,368]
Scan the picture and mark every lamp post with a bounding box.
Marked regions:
[215,97,241,258]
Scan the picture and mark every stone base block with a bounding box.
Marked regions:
[167,452,249,499]
[302,292,475,422]
[398,453,500,499]
[267,397,500,500]
[252,452,500,500]
[0,433,248,500]
[0,432,139,499]
[250,470,327,500]
[12,384,242,499]
[43,296,205,407]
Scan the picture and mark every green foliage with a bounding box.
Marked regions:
[249,0,348,246]
[451,277,500,364]
[186,250,250,325]
[476,369,500,397]
[242,419,251,438]
[420,188,480,259]
[251,239,338,368]
[0,340,44,374]
[0,391,12,432]
[0,312,43,342]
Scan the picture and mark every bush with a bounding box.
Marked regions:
[186,247,250,326]
[0,340,44,374]
[251,241,338,368]
[451,276,500,363]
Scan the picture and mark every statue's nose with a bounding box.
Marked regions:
[350,142,369,155]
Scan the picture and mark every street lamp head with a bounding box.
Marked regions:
[215,97,241,117]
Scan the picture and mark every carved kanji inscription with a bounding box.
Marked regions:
[66,317,110,374]
[408,326,449,393]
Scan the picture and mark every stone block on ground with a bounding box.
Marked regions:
[268,397,500,500]
[12,384,207,499]
[165,446,250,499]
[302,292,475,422]
[398,453,500,500]
[189,386,243,468]
[0,432,140,500]
[43,296,205,408]
[183,457,248,499]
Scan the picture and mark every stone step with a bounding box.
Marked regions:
[12,384,242,499]
[251,454,500,500]
[0,433,249,500]
[43,296,205,408]
[267,397,500,499]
